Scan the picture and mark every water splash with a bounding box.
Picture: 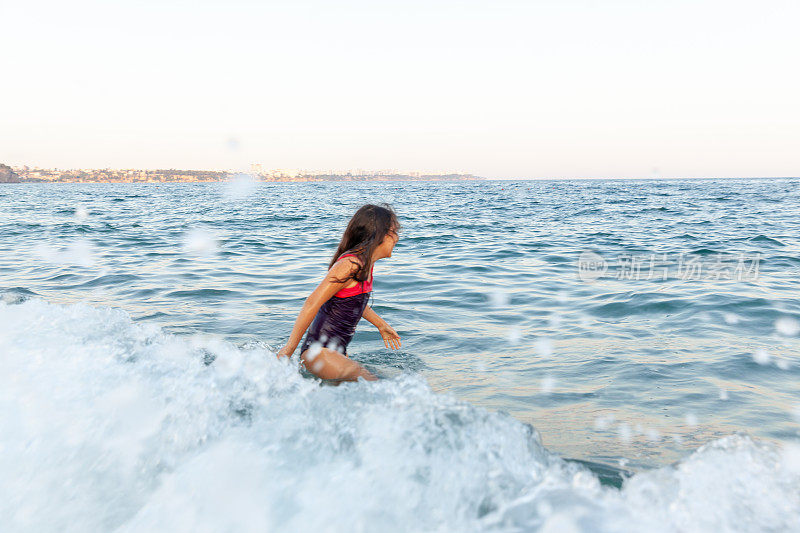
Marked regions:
[1,298,799,531]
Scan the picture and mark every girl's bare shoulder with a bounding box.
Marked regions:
[329,253,362,277]
[335,253,365,268]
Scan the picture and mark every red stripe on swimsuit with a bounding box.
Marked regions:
[334,253,373,298]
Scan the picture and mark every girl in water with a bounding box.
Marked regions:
[276,204,402,381]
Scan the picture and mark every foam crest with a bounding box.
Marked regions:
[1,298,798,532]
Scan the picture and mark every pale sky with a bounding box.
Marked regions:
[1,0,798,178]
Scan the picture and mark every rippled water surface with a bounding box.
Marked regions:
[1,179,799,531]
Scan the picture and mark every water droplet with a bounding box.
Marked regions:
[489,290,509,308]
[65,240,94,267]
[775,317,800,337]
[507,327,522,344]
[306,342,322,362]
[723,313,740,325]
[226,136,241,151]
[685,412,698,426]
[34,239,95,267]
[224,173,258,200]
[182,228,218,257]
[326,340,341,354]
[617,423,632,444]
[535,337,553,357]
[719,388,729,400]
[472,361,487,372]
[74,205,89,221]
[752,348,770,365]
[594,414,615,431]
[645,428,661,442]
[540,375,556,395]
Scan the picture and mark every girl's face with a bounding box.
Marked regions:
[378,227,399,259]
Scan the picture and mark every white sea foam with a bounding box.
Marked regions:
[1,299,799,532]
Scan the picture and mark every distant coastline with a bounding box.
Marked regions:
[4,165,481,183]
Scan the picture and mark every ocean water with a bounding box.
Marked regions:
[1,179,799,531]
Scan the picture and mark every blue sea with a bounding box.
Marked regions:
[1,179,799,531]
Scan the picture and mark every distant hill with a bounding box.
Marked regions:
[0,164,21,183]
[8,166,482,183]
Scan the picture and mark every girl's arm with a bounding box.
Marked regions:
[362,305,387,329]
[276,259,358,358]
[363,305,401,350]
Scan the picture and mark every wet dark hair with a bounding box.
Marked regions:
[329,203,400,284]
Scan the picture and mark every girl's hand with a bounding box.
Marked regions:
[378,324,401,350]
[276,345,295,359]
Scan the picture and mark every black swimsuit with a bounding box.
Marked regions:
[300,254,373,356]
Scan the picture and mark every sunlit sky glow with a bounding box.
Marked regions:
[2,0,798,178]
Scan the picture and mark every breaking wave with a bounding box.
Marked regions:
[1,298,798,532]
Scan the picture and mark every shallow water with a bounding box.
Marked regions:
[1,179,799,530]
